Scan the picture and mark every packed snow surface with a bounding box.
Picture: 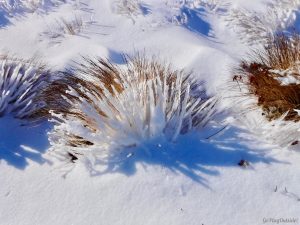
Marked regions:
[1,0,300,225]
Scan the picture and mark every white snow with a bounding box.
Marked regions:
[1,0,300,225]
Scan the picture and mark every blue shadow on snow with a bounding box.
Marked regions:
[180,7,211,37]
[0,10,10,27]
[87,126,283,187]
[0,116,51,169]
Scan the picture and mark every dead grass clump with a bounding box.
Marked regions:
[238,61,300,121]
[233,32,300,122]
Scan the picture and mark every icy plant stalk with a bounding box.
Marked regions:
[48,56,216,165]
[0,59,49,118]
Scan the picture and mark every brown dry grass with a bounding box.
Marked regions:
[254,32,300,70]
[39,57,126,121]
[238,62,300,121]
[235,32,300,121]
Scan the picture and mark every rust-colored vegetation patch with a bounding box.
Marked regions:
[239,62,300,121]
[235,32,300,122]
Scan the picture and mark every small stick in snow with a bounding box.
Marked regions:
[233,75,242,91]
[238,159,249,167]
[205,125,228,140]
[68,152,78,163]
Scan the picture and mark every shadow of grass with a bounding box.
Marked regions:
[86,127,283,187]
[0,116,51,169]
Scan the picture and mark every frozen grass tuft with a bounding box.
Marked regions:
[225,1,300,45]
[38,15,85,44]
[47,16,83,36]
[226,8,279,45]
[59,16,83,35]
[46,55,217,166]
[112,0,144,19]
[253,32,300,71]
[0,57,50,119]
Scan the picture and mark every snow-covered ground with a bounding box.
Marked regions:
[1,0,300,224]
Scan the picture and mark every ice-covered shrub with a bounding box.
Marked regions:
[225,1,300,45]
[47,56,217,165]
[225,8,280,45]
[0,57,50,118]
